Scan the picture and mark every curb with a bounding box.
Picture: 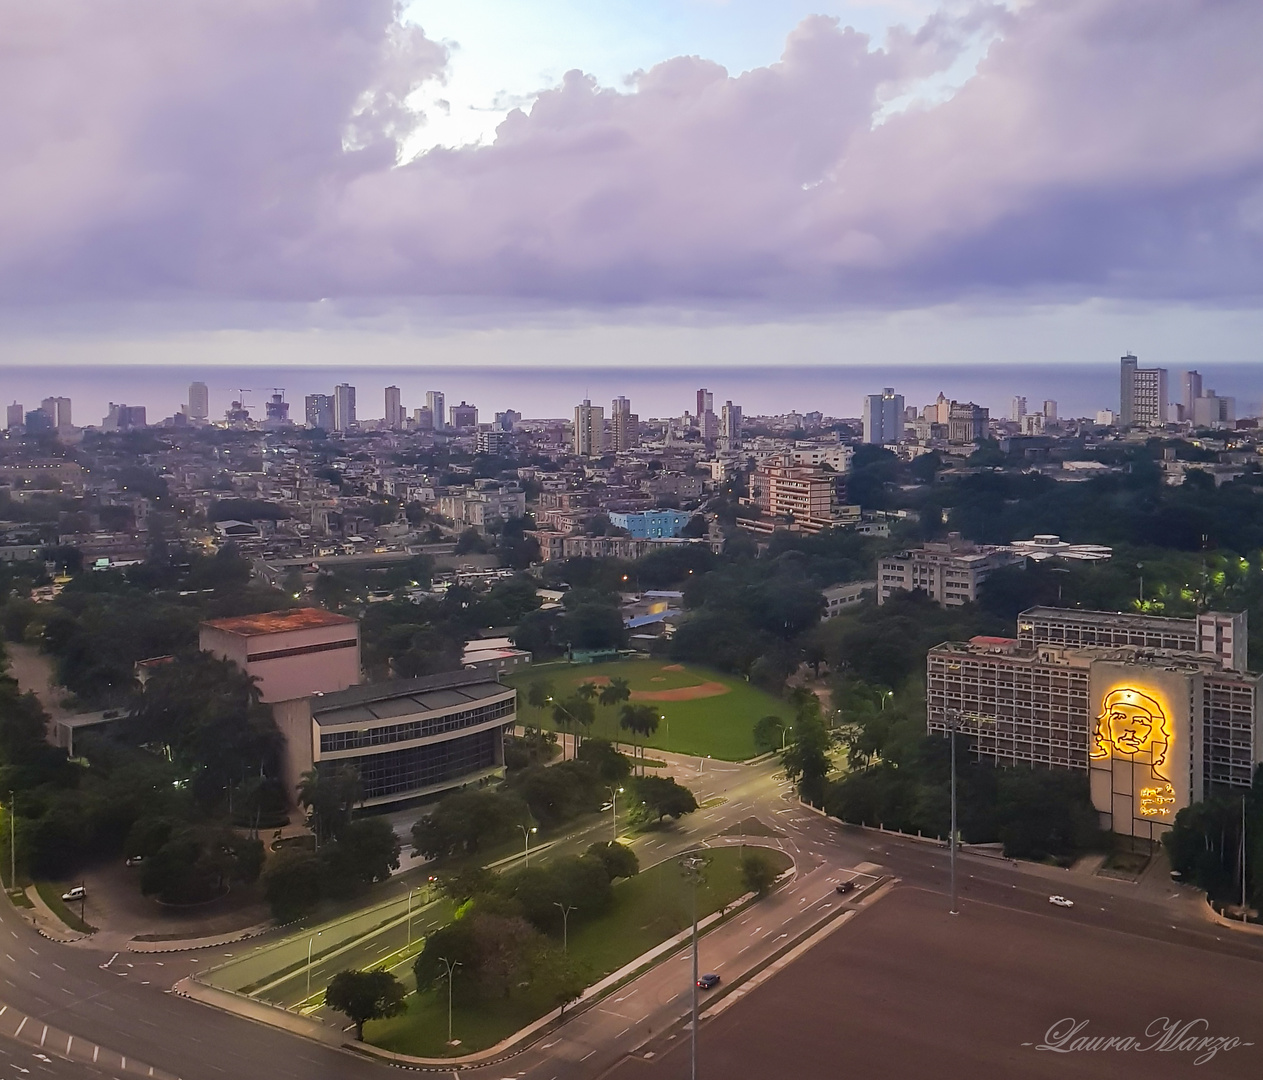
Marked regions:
[1204,896,1263,937]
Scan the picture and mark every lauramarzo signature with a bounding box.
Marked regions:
[1026,1018,1254,1066]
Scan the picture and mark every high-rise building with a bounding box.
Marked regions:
[1191,390,1236,429]
[384,386,403,429]
[6,403,23,430]
[1010,396,1027,422]
[449,401,478,430]
[40,397,72,429]
[1042,399,1058,421]
[333,384,357,432]
[1120,353,1167,426]
[927,607,1259,839]
[476,429,509,455]
[573,399,605,457]
[187,381,209,422]
[495,410,522,432]
[720,401,742,449]
[1181,370,1203,419]
[695,389,718,439]
[426,391,446,431]
[263,391,290,428]
[610,396,638,451]
[24,410,53,434]
[948,402,989,444]
[103,404,146,430]
[305,394,334,430]
[862,388,904,445]
[751,465,836,523]
[413,406,433,431]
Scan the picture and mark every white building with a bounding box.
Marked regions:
[821,580,876,618]
[426,390,446,431]
[333,383,357,432]
[878,540,1026,607]
[574,399,605,457]
[384,386,403,429]
[1120,353,1167,427]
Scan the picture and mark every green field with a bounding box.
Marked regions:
[506,660,792,761]
[366,845,792,1057]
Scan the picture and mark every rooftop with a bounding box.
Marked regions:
[201,607,357,637]
[310,669,511,727]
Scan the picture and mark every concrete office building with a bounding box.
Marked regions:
[1191,389,1236,429]
[273,671,516,808]
[333,384,357,432]
[426,391,446,431]
[927,609,1260,839]
[1016,606,1247,672]
[187,382,209,423]
[200,608,361,704]
[413,406,433,430]
[1120,353,1168,427]
[608,509,691,539]
[384,386,403,429]
[821,580,876,618]
[40,397,72,430]
[947,402,989,444]
[1011,397,1027,422]
[752,465,835,523]
[862,388,904,445]
[1042,400,1057,421]
[878,539,1025,607]
[6,403,23,430]
[611,396,639,452]
[1181,371,1203,420]
[574,399,605,457]
[450,402,478,430]
[305,394,334,430]
[720,401,743,450]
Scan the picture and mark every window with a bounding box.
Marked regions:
[319,695,514,753]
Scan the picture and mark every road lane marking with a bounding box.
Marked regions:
[14,1017,25,1037]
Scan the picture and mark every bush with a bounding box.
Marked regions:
[739,849,780,896]
[262,848,323,921]
[585,841,638,881]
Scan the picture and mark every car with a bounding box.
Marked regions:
[835,880,856,895]
[61,886,86,903]
[1048,895,1074,908]
[696,973,720,990]
[125,856,144,867]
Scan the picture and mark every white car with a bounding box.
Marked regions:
[1047,894,1074,908]
[61,886,86,903]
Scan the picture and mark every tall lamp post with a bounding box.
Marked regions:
[519,823,538,867]
[780,725,794,753]
[406,887,419,948]
[305,930,323,1003]
[437,957,461,1044]
[610,787,623,839]
[553,902,575,953]
[680,854,709,1080]
[8,790,14,893]
[945,710,992,916]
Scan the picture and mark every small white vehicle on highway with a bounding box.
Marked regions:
[61,886,86,902]
[1047,895,1074,908]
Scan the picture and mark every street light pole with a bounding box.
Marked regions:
[438,957,461,1044]
[305,930,322,1002]
[949,714,959,916]
[612,787,623,839]
[680,854,708,1080]
[781,725,793,753]
[519,824,537,867]
[406,887,418,947]
[553,902,575,953]
[8,790,14,892]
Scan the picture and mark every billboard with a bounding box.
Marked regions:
[1088,664,1196,840]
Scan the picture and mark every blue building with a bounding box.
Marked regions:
[608,509,692,539]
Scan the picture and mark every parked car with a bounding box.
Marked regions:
[696,973,720,990]
[61,886,86,903]
[1047,895,1074,908]
[125,856,144,867]
[835,881,856,895]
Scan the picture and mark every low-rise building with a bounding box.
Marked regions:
[821,580,875,618]
[877,539,1025,607]
[607,509,691,539]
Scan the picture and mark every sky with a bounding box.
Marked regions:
[1,0,1262,377]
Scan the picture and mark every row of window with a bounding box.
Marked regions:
[319,696,514,753]
[326,726,506,801]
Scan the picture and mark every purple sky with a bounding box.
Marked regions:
[1,0,1261,370]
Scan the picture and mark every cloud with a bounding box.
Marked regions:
[0,0,1260,312]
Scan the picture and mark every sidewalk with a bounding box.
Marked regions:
[20,885,92,944]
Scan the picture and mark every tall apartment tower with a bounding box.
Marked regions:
[40,397,72,429]
[305,394,334,430]
[862,388,904,445]
[574,399,605,457]
[1120,353,1167,427]
[333,384,357,433]
[610,396,638,451]
[187,381,209,422]
[426,391,445,431]
[1010,396,1027,422]
[1181,371,1203,420]
[6,403,23,430]
[720,401,743,449]
[384,386,403,429]
[1042,399,1057,421]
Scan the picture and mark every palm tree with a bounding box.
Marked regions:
[619,704,661,775]
[598,677,631,747]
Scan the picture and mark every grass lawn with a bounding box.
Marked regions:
[366,844,792,1057]
[36,882,96,933]
[506,660,793,761]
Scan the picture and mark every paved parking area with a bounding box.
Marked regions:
[606,885,1262,1079]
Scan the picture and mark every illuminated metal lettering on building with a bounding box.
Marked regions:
[1138,784,1176,817]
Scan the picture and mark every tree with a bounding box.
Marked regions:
[526,678,554,711]
[411,789,528,859]
[298,765,362,844]
[782,713,832,806]
[752,714,787,755]
[586,840,639,880]
[551,694,594,757]
[576,738,631,783]
[262,848,323,921]
[740,849,780,897]
[320,817,401,895]
[628,775,698,825]
[618,704,661,775]
[139,823,263,905]
[597,676,631,717]
[325,969,406,1041]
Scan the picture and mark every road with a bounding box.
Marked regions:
[1,749,1261,1080]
